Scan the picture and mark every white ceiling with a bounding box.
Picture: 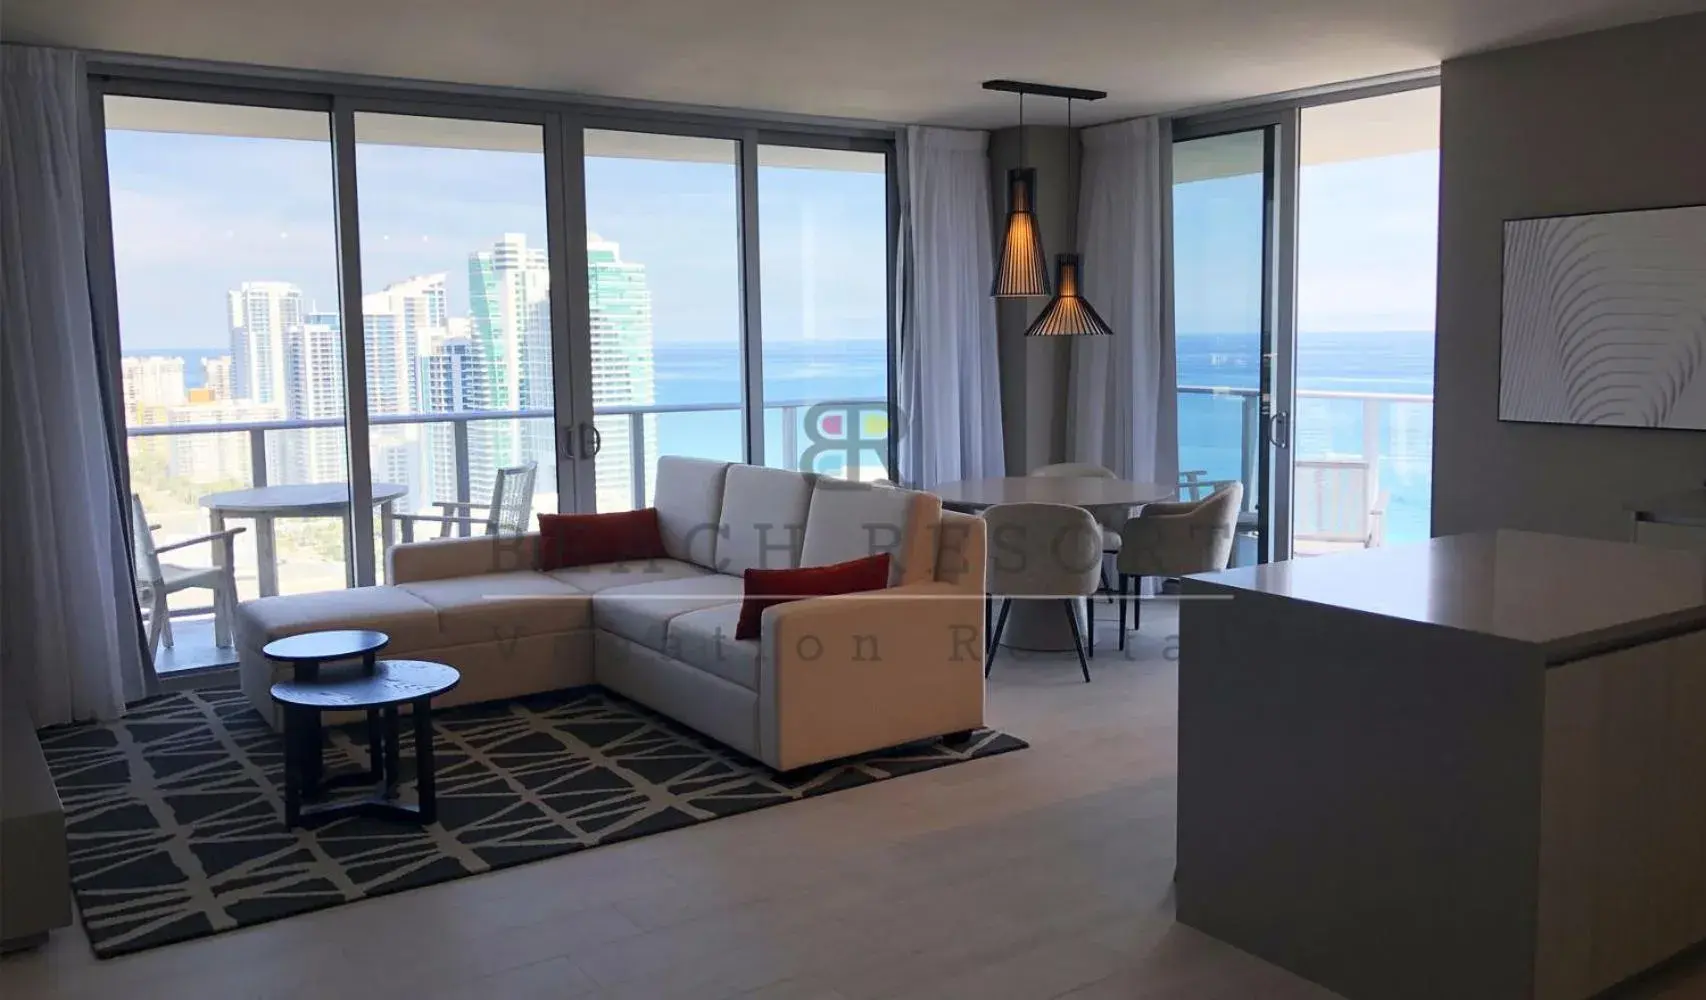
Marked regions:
[7,0,1706,126]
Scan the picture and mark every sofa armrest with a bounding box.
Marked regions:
[387,531,539,584]
[757,581,985,770]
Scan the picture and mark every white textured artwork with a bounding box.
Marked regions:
[1502,206,1706,428]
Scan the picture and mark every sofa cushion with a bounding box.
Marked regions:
[718,465,814,576]
[592,574,744,653]
[653,456,729,569]
[666,604,758,691]
[547,557,711,594]
[236,586,441,653]
[396,571,591,646]
[801,480,939,585]
[537,508,668,570]
[735,553,890,640]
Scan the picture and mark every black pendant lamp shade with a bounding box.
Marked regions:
[992,167,1050,297]
[1025,254,1112,337]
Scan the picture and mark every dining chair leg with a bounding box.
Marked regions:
[1085,596,1094,658]
[1062,600,1091,683]
[1118,573,1129,652]
[1100,562,1114,604]
[984,599,1012,678]
[1133,576,1143,631]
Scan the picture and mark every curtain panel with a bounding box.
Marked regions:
[1067,116,1177,486]
[1,44,154,724]
[896,126,1005,488]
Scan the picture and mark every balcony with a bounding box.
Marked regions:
[127,398,882,672]
[1177,384,1434,551]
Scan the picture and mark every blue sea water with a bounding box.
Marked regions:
[132,330,1434,540]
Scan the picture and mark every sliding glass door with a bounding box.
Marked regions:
[1170,83,1440,563]
[105,96,355,643]
[351,113,557,572]
[757,145,892,479]
[1294,89,1438,553]
[581,130,744,510]
[1171,123,1293,563]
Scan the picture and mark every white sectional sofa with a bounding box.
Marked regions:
[236,457,988,771]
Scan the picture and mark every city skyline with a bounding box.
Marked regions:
[123,232,660,514]
[104,121,889,353]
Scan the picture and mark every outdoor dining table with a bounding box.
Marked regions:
[201,483,407,597]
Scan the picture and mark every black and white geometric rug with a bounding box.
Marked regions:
[39,686,1026,958]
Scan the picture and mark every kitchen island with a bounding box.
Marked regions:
[1178,530,1706,1000]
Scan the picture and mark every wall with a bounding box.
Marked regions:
[988,125,1079,475]
[1434,13,1706,540]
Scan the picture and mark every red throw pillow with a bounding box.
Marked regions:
[735,553,891,640]
[537,508,669,571]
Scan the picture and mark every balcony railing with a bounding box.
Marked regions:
[126,397,885,596]
[1177,384,1435,546]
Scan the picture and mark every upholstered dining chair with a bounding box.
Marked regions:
[1113,482,1243,650]
[398,461,538,543]
[1029,462,1125,600]
[982,501,1104,683]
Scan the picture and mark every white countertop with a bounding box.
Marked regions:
[1190,530,1706,660]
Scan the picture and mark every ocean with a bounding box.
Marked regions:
[129,330,1434,541]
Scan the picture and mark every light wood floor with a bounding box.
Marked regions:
[7,602,1706,1000]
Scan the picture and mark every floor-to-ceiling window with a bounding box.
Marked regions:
[757,145,891,479]
[582,130,744,510]
[1294,88,1438,553]
[1169,82,1438,563]
[99,77,898,672]
[107,97,353,670]
[352,114,557,570]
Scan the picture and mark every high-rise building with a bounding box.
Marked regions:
[165,398,283,484]
[201,355,235,401]
[469,234,551,501]
[227,281,304,405]
[121,355,187,412]
[278,321,346,484]
[364,274,445,415]
[422,335,490,508]
[587,235,657,512]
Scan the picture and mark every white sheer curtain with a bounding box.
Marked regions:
[1067,116,1177,486]
[896,126,1005,487]
[1,45,154,724]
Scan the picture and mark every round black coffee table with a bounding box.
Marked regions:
[270,659,460,829]
[262,630,390,817]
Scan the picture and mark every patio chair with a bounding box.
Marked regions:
[131,494,246,657]
[397,461,539,542]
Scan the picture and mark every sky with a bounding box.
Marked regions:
[107,113,1435,354]
[1172,148,1440,336]
[106,125,887,352]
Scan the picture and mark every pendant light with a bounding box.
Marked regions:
[990,91,1049,298]
[1025,96,1113,337]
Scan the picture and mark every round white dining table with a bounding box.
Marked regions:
[931,476,1177,653]
[202,483,408,598]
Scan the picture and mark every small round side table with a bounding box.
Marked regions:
[270,659,461,829]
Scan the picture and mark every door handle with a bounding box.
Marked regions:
[1268,411,1290,449]
[559,425,577,460]
[580,421,603,459]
